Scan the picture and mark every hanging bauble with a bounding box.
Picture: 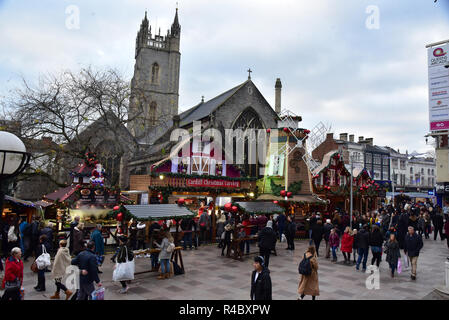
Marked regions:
[178,198,185,206]
[224,203,232,212]
[304,129,311,134]
[231,206,238,213]
[287,192,293,198]
[273,201,279,204]
[280,190,286,197]
[117,212,123,221]
[113,205,120,211]
[283,127,289,133]
[266,128,271,133]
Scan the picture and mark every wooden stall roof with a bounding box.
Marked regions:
[4,195,38,208]
[235,201,284,214]
[124,204,195,221]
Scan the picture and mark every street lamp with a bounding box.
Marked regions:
[0,131,31,214]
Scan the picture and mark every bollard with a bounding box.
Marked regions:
[435,261,449,295]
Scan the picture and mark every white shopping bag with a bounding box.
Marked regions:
[112,247,135,282]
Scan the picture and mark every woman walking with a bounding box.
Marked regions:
[72,222,86,256]
[369,225,383,267]
[329,228,340,262]
[341,227,354,264]
[154,230,174,280]
[50,240,73,299]
[112,235,135,293]
[1,247,23,300]
[352,229,358,263]
[385,233,401,278]
[298,246,319,300]
[34,234,51,292]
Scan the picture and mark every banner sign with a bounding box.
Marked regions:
[428,43,449,131]
[77,188,119,207]
[186,178,241,188]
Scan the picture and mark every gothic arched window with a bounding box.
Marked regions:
[232,107,265,178]
[151,63,159,84]
[149,101,157,125]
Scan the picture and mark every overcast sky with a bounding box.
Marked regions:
[1,0,449,153]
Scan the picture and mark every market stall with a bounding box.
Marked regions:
[2,195,43,223]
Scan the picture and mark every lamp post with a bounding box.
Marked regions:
[0,131,31,214]
[350,154,354,230]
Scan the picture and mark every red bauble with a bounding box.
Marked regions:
[273,201,279,204]
[231,206,238,213]
[280,190,286,197]
[224,203,232,212]
[178,198,185,206]
[113,205,120,211]
[287,192,293,198]
[283,127,289,133]
[117,212,123,221]
[304,129,311,134]
[267,128,271,133]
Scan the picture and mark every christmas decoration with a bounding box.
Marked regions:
[231,206,238,213]
[224,203,232,212]
[178,198,185,206]
[280,190,286,197]
[287,192,292,198]
[266,128,271,133]
[117,212,123,221]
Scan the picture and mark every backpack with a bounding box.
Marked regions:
[298,254,312,276]
[166,242,175,253]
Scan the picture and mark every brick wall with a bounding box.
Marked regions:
[312,133,338,161]
[130,175,151,191]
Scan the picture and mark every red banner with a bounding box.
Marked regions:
[186,178,240,188]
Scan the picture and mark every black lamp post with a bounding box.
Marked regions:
[0,131,31,215]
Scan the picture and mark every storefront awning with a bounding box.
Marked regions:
[4,195,37,208]
[235,201,284,214]
[124,204,195,220]
[386,192,434,199]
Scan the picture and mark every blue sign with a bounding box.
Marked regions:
[428,190,435,196]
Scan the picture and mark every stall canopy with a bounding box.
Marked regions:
[235,201,284,214]
[386,192,434,199]
[124,204,195,221]
[4,195,38,208]
[256,194,326,203]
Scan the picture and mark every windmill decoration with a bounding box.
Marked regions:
[270,109,331,197]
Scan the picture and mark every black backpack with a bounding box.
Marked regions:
[298,254,312,276]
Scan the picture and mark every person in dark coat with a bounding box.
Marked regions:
[369,225,384,267]
[432,209,445,241]
[34,234,51,292]
[111,235,134,294]
[323,219,333,259]
[71,240,102,300]
[250,256,272,300]
[39,222,54,255]
[285,215,297,250]
[181,217,195,250]
[257,221,277,268]
[69,216,80,255]
[404,226,423,280]
[355,225,370,271]
[72,222,86,256]
[397,211,409,250]
[276,213,287,242]
[311,220,324,257]
[385,233,401,278]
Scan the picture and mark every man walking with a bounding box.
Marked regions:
[323,219,333,259]
[250,256,272,300]
[404,226,424,280]
[432,209,445,241]
[257,221,277,269]
[276,212,286,242]
[355,224,370,272]
[285,215,296,250]
[71,241,102,300]
[69,216,80,255]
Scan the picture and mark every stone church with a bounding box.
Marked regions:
[125,9,285,184]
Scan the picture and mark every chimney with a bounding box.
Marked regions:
[172,115,180,128]
[349,134,354,142]
[358,136,364,142]
[326,133,334,140]
[339,133,348,141]
[365,138,373,146]
[275,78,282,114]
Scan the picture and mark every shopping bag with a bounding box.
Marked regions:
[403,255,409,269]
[397,258,402,274]
[20,287,25,300]
[281,234,287,243]
[35,245,51,270]
[91,287,105,300]
[112,247,135,282]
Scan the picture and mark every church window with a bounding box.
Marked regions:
[151,63,159,84]
[149,102,157,125]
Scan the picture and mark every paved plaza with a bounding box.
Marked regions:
[14,236,449,300]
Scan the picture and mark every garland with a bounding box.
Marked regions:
[149,172,258,182]
[270,180,303,196]
[149,186,252,196]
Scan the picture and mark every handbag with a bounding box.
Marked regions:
[112,247,135,282]
[8,227,17,242]
[166,242,175,253]
[30,261,38,273]
[4,278,20,290]
[397,258,402,274]
[36,245,51,270]
[91,287,105,300]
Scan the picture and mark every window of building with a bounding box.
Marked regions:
[382,157,389,166]
[400,160,406,170]
[149,101,157,125]
[329,169,336,186]
[410,167,413,174]
[151,63,159,84]
[428,177,432,186]
[409,175,414,185]
[392,159,398,169]
[365,153,372,164]
[428,169,431,175]
[373,155,381,165]
[421,168,424,175]
[432,169,434,175]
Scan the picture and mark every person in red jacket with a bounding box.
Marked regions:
[1,247,24,300]
[341,227,354,265]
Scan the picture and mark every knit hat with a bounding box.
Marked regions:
[326,219,331,224]
[254,256,265,266]
[266,221,273,228]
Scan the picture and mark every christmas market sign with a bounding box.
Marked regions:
[186,178,240,188]
[77,187,119,207]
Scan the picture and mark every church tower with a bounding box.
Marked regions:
[129,9,181,138]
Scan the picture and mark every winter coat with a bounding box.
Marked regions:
[256,215,268,230]
[323,223,333,241]
[51,247,71,279]
[433,214,444,228]
[71,249,100,285]
[341,233,354,253]
[90,229,105,256]
[156,237,173,260]
[445,220,449,236]
[250,267,272,300]
[257,227,277,250]
[311,224,324,242]
[137,227,146,242]
[112,244,134,263]
[277,214,286,229]
[39,227,54,252]
[298,254,319,296]
[72,228,85,255]
[385,240,401,266]
[2,256,23,289]
[329,233,340,248]
[199,212,210,229]
[404,233,423,257]
[369,230,384,247]
[285,221,297,238]
[355,229,369,249]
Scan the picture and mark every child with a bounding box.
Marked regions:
[329,228,340,263]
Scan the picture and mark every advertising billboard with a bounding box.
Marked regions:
[428,43,449,131]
